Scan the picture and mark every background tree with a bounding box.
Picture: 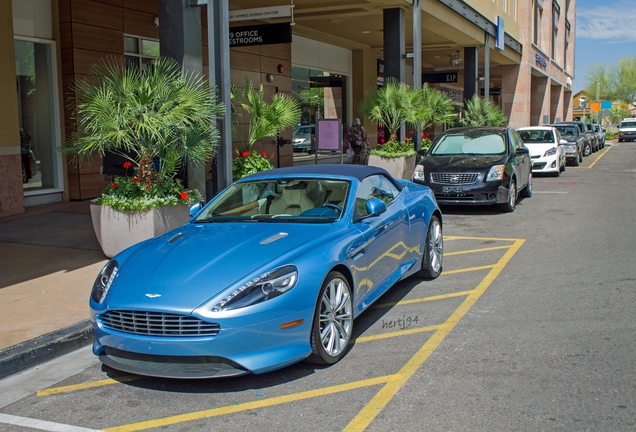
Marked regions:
[584,55,636,103]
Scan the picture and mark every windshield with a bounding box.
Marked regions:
[519,129,554,143]
[620,121,636,128]
[429,131,507,155]
[195,178,350,223]
[553,126,577,137]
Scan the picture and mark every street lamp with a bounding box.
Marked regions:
[579,96,587,121]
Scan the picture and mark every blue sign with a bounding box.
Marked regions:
[535,53,547,68]
[496,17,505,51]
[601,101,612,110]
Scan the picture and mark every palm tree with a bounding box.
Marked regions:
[231,76,301,148]
[66,57,223,186]
[460,94,508,127]
[359,78,455,142]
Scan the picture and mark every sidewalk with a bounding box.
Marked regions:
[0,200,107,379]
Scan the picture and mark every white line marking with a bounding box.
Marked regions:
[0,413,103,431]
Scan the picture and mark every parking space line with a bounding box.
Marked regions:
[0,413,103,432]
[588,145,612,168]
[443,264,496,275]
[38,375,143,397]
[343,238,525,431]
[104,375,401,432]
[445,245,512,256]
[353,324,442,343]
[372,290,474,309]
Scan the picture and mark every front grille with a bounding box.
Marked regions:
[431,173,479,185]
[99,310,220,337]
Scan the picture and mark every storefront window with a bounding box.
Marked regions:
[15,39,60,192]
[125,35,160,71]
[291,66,347,159]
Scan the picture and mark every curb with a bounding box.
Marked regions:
[0,320,94,380]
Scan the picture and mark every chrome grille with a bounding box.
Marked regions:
[99,310,219,337]
[431,173,479,185]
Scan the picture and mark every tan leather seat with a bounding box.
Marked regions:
[269,182,314,215]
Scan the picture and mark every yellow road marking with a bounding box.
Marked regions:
[442,264,495,275]
[444,245,513,256]
[352,324,442,343]
[588,145,612,168]
[343,238,525,431]
[104,375,401,432]
[372,290,474,309]
[38,376,143,396]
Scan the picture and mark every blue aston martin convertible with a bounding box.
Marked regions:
[90,164,443,378]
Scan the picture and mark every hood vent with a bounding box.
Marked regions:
[260,232,288,245]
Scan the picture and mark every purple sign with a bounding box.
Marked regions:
[316,119,341,151]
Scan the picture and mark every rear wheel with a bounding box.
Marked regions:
[306,272,353,365]
[415,215,443,279]
[583,143,591,157]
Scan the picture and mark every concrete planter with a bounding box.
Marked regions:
[90,204,191,258]
[367,154,416,180]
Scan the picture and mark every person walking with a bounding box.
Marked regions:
[347,118,368,164]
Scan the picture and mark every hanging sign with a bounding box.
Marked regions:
[422,72,458,83]
[229,6,292,22]
[229,23,292,47]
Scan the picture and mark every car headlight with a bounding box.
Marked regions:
[543,147,557,156]
[413,165,425,182]
[212,265,298,312]
[91,260,118,304]
[486,165,505,181]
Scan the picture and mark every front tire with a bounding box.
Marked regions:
[520,173,533,198]
[306,272,353,365]
[500,178,516,212]
[416,215,443,279]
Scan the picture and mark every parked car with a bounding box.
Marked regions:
[618,118,636,142]
[555,121,593,157]
[517,126,567,176]
[549,123,584,166]
[292,125,315,154]
[412,127,532,212]
[585,122,599,152]
[89,164,444,378]
[593,123,605,149]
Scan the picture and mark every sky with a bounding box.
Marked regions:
[574,0,636,94]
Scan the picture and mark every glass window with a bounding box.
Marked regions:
[124,35,159,71]
[356,175,399,216]
[15,39,60,191]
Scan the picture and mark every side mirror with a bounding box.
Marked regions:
[417,148,428,156]
[189,202,203,217]
[365,198,387,216]
[559,139,568,145]
[516,146,530,154]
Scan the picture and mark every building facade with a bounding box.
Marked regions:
[0,0,575,217]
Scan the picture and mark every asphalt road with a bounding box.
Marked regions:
[1,142,635,431]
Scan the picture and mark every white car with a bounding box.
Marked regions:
[518,126,567,176]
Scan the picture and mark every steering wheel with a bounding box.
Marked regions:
[324,203,343,214]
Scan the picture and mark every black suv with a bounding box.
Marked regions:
[555,121,593,157]
[549,123,584,166]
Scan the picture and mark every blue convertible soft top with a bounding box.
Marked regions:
[243,164,392,182]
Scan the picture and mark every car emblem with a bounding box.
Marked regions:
[450,175,459,183]
[145,294,161,298]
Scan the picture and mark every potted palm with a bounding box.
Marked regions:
[66,57,224,257]
[460,94,508,126]
[231,76,301,181]
[360,78,455,179]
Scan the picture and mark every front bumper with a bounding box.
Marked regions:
[531,154,559,173]
[415,180,508,206]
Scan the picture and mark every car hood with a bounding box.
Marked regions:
[420,155,508,172]
[106,222,334,312]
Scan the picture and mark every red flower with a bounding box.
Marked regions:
[381,138,385,144]
[145,184,150,191]
[111,183,117,189]
[132,177,140,184]
[123,161,132,169]
[422,133,429,139]
[180,191,188,201]
[242,151,249,157]
[271,152,275,157]
[405,137,409,141]
[263,152,268,157]
[409,130,414,135]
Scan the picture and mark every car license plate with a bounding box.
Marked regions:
[442,186,463,193]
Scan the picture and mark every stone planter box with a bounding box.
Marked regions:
[90,204,191,258]
[368,154,416,180]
